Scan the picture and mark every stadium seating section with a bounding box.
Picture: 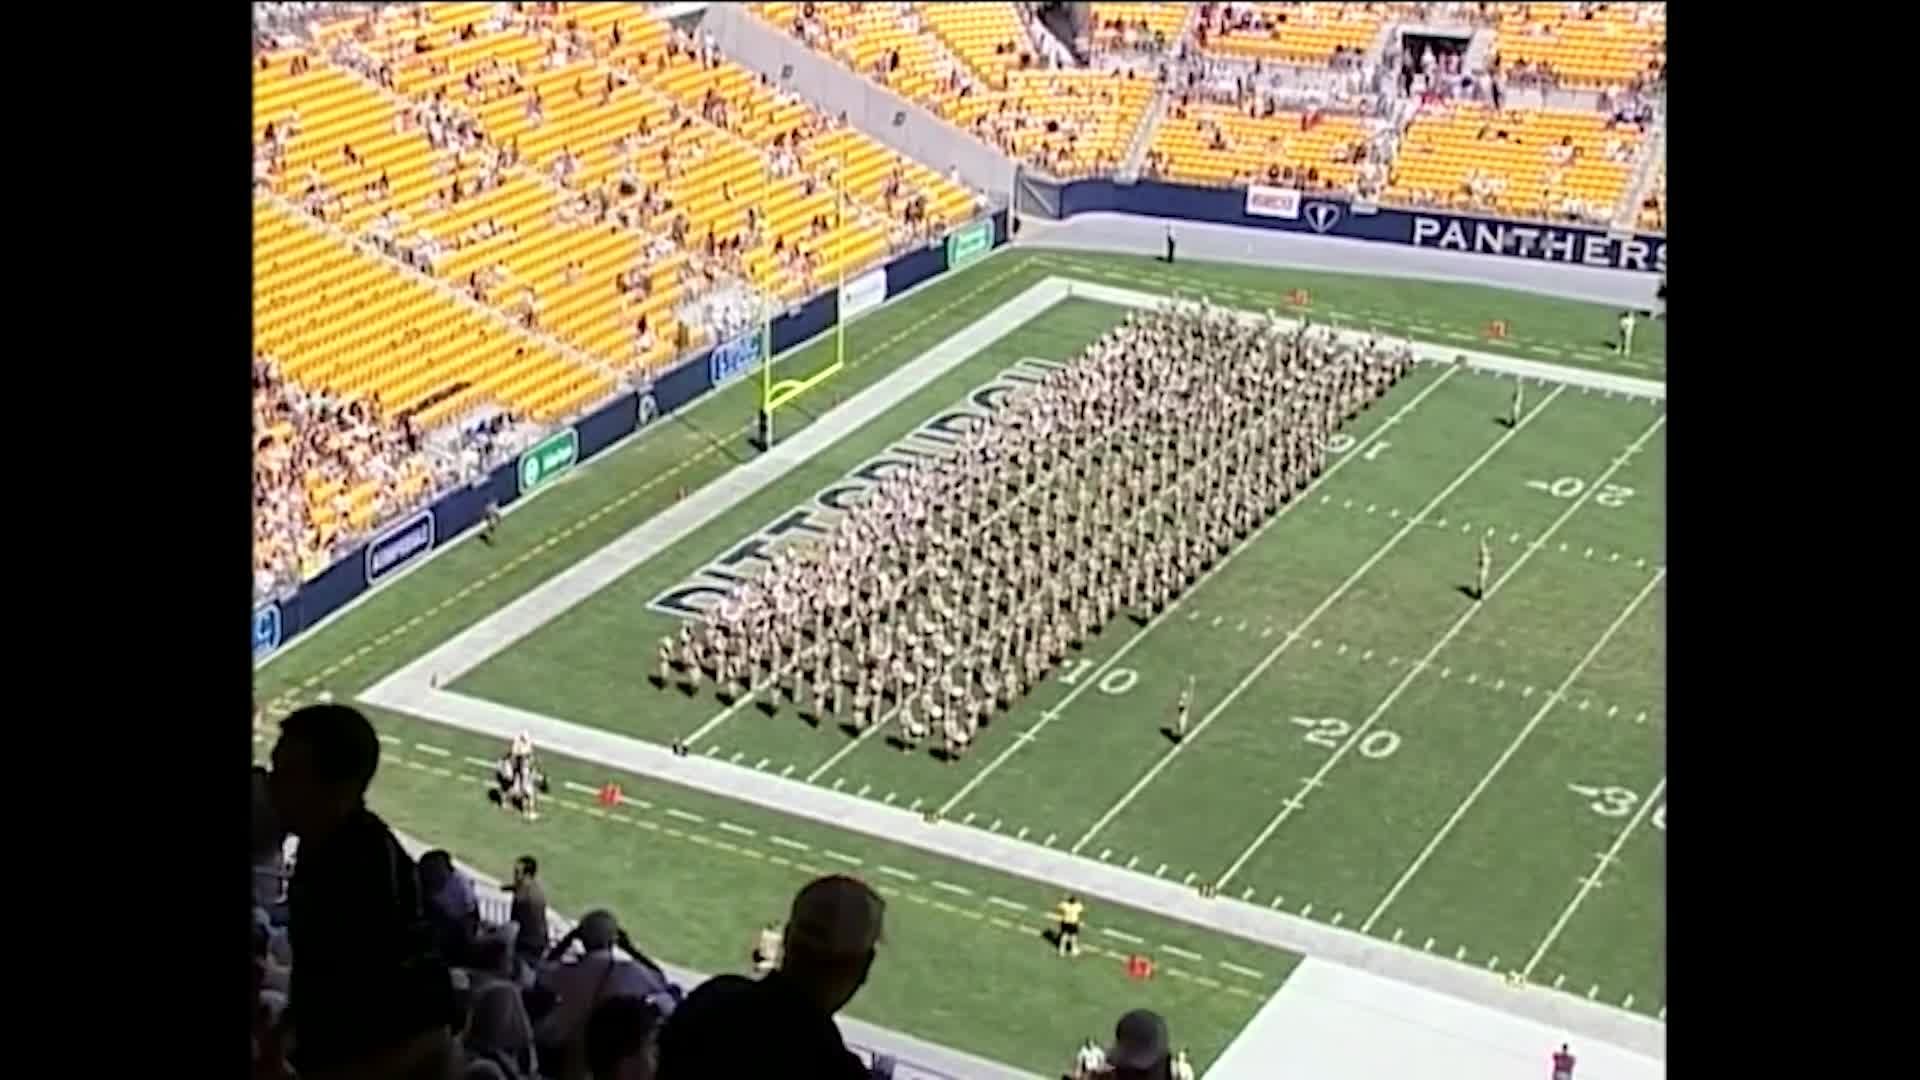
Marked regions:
[1195,3,1386,66]
[1492,3,1666,90]
[1147,102,1371,191]
[1089,2,1191,51]
[1385,103,1645,222]
[753,3,1158,178]
[252,2,981,598]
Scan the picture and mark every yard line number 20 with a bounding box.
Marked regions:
[1289,716,1401,759]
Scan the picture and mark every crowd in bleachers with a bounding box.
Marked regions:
[252,704,1197,1079]
[253,355,531,603]
[254,3,994,602]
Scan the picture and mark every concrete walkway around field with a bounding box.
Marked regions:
[363,272,1665,1069]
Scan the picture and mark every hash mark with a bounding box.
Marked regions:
[1016,826,1030,840]
[962,811,977,825]
[1126,855,1139,869]
[883,792,897,804]
[989,819,1002,832]
[1156,863,1169,877]
[1391,928,1404,943]
[1299,903,1314,918]
[1423,938,1435,951]
[1098,848,1113,861]
[1553,974,1567,989]
[1043,832,1058,846]
[1454,945,1468,961]
[857,784,871,797]
[832,778,845,791]
[1330,911,1344,926]
[1183,872,1198,886]
[908,798,923,812]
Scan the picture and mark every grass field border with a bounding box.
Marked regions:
[361,275,1665,1059]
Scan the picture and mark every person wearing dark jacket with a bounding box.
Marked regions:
[656,875,891,1080]
[269,704,458,1080]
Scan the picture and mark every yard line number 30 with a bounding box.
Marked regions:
[1567,783,1666,832]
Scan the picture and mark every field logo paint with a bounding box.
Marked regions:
[518,428,580,496]
[1304,202,1343,234]
[1409,215,1668,273]
[945,219,993,271]
[253,603,283,660]
[649,357,1062,618]
[708,332,763,389]
[366,510,435,584]
[840,267,888,321]
[1245,185,1302,220]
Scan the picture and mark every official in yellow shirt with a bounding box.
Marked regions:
[1055,895,1085,957]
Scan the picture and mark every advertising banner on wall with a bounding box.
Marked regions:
[1244,184,1302,219]
[840,267,887,320]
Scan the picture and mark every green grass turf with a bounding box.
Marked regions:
[255,248,1665,1071]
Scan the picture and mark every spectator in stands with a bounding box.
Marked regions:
[421,849,482,965]
[268,704,458,1080]
[585,995,663,1080]
[535,910,678,1080]
[253,764,289,910]
[463,982,540,1080]
[656,874,886,1079]
[509,855,550,970]
[1105,1009,1175,1080]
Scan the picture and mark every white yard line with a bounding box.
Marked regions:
[937,365,1463,818]
[1522,777,1667,978]
[1215,414,1666,890]
[1063,384,1567,854]
[1359,568,1666,933]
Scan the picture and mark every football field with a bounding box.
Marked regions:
[255,248,1665,1075]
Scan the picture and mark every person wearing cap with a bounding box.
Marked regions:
[535,910,677,1080]
[1107,1009,1175,1079]
[657,874,887,1080]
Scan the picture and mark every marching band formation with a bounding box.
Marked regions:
[656,300,1418,760]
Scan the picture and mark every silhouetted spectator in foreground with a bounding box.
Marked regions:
[269,704,458,1080]
[656,875,888,1080]
[1106,1009,1175,1079]
[585,995,663,1080]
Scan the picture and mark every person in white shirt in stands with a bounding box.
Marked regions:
[535,910,679,1080]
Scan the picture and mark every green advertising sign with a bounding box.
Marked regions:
[945,219,992,270]
[518,428,580,495]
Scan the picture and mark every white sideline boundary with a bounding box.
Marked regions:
[361,273,1666,1062]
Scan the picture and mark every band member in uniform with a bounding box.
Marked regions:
[752,922,782,975]
[1173,675,1194,741]
[1510,380,1524,429]
[1476,535,1492,602]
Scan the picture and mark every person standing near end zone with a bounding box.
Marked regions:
[1164,225,1176,264]
[1476,536,1491,602]
[1055,894,1085,958]
[1616,309,1636,357]
[1173,675,1193,741]
[483,500,502,546]
[1510,379,1524,429]
[1551,1043,1576,1080]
